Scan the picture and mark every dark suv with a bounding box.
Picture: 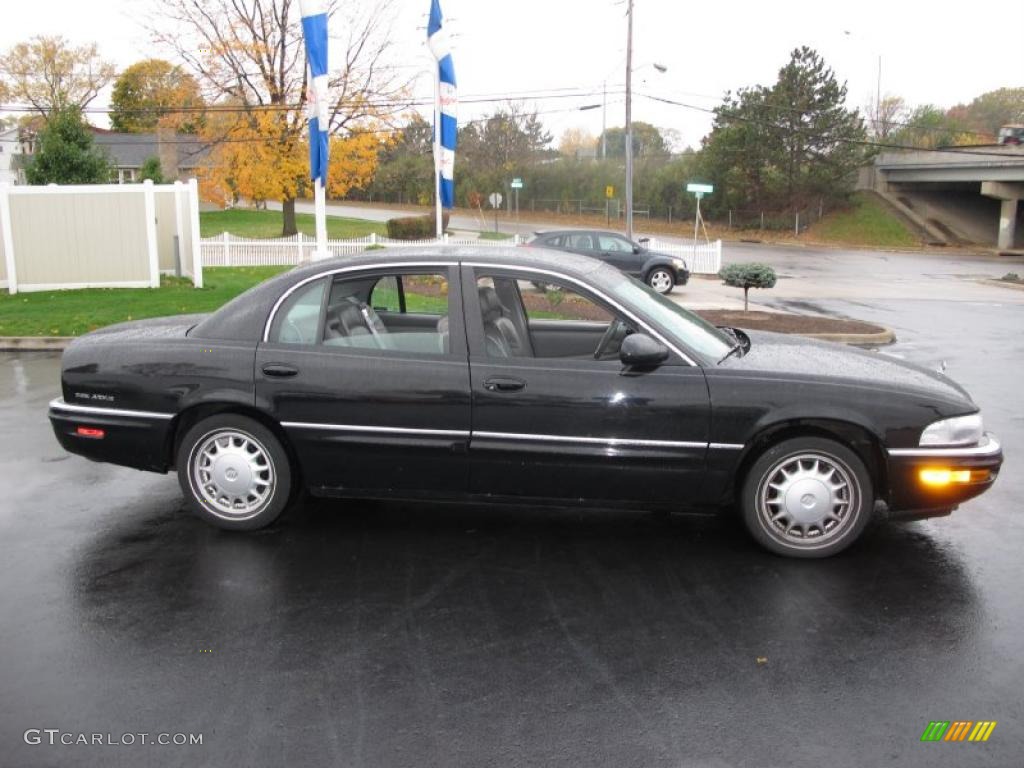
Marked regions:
[525,230,689,294]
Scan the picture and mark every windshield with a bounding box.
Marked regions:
[609,276,734,361]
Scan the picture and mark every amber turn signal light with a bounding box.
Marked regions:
[919,468,990,487]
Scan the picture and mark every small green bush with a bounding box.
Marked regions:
[386,213,450,240]
[719,262,777,311]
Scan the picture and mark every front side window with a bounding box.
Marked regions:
[475,272,631,361]
[597,234,632,252]
[324,272,451,355]
[608,277,732,360]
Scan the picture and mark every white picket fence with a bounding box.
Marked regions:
[645,238,722,275]
[199,231,722,274]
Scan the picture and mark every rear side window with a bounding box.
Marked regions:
[270,279,326,345]
[324,272,452,355]
[566,233,594,250]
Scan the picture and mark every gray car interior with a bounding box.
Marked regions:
[322,274,448,354]
[475,275,629,360]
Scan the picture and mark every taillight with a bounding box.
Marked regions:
[75,426,105,439]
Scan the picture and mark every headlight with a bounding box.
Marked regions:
[919,413,983,447]
[672,258,686,270]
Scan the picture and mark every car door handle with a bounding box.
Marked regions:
[262,363,299,378]
[483,376,526,393]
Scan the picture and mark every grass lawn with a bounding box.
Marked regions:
[806,193,921,248]
[477,231,513,241]
[0,267,288,337]
[200,208,386,239]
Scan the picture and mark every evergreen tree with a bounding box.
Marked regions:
[25,107,110,185]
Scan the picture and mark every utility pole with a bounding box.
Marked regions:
[875,54,882,133]
[624,0,634,241]
[601,80,607,159]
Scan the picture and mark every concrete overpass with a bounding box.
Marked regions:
[859,145,1024,250]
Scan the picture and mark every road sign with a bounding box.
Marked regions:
[488,192,503,208]
[686,182,714,195]
[510,178,523,189]
[605,185,615,199]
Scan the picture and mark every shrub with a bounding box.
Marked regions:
[385,213,450,240]
[719,263,777,311]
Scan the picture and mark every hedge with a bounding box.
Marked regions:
[386,213,450,240]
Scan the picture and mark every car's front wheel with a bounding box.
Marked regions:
[177,414,293,530]
[646,267,675,294]
[740,437,873,558]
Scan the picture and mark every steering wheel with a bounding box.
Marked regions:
[594,318,625,360]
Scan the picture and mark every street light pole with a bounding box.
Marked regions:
[624,0,634,240]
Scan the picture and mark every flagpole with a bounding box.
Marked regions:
[434,73,443,240]
[314,178,328,259]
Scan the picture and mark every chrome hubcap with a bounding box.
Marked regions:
[757,452,858,548]
[191,429,275,519]
[649,271,672,293]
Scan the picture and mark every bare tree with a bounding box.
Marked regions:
[147,0,410,232]
[867,94,907,140]
[0,36,116,118]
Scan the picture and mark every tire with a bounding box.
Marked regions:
[646,267,675,294]
[740,436,873,558]
[177,414,293,531]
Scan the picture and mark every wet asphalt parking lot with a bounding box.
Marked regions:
[1,248,1022,767]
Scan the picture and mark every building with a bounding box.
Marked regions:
[90,128,209,183]
[0,126,26,185]
[8,124,209,185]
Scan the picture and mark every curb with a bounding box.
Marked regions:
[802,328,896,347]
[979,278,1024,292]
[0,337,73,351]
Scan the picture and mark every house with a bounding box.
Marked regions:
[0,126,26,185]
[89,128,209,183]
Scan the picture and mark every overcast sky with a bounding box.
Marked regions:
[2,0,1022,147]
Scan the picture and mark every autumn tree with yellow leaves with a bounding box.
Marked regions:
[198,107,386,210]
[150,0,407,235]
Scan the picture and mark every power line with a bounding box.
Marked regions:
[0,86,623,117]
[57,100,624,148]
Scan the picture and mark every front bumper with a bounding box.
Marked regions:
[885,432,1003,516]
[48,398,174,473]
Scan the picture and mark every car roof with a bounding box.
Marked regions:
[191,245,622,342]
[534,229,627,238]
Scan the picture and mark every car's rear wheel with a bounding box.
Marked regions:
[740,437,872,558]
[177,414,292,531]
[646,267,675,294]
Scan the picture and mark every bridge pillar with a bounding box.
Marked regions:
[998,199,1018,250]
[981,182,1024,250]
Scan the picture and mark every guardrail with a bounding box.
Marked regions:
[200,232,723,274]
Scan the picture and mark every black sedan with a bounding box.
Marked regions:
[526,229,689,294]
[48,247,1002,558]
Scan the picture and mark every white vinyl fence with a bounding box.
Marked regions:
[200,232,723,274]
[0,179,204,294]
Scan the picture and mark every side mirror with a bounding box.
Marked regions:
[619,333,669,368]
[633,245,642,254]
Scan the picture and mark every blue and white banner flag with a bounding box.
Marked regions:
[300,0,330,187]
[427,0,456,208]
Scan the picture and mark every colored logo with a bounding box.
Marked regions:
[920,721,997,742]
